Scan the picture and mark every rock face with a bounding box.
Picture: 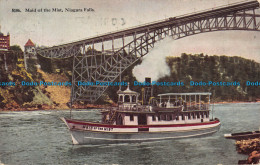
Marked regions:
[247,151,260,164]
[37,69,71,109]
[236,138,260,164]
[236,138,260,154]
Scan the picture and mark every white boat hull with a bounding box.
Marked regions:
[61,118,221,145]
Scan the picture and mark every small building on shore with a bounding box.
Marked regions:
[24,39,36,58]
[24,39,37,70]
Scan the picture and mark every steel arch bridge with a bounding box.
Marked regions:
[36,0,260,103]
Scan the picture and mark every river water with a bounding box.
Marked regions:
[0,103,259,165]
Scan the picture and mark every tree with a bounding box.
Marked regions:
[10,45,23,52]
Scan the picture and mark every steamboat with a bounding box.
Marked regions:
[62,79,221,145]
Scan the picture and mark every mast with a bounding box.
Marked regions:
[69,54,77,119]
[119,61,122,91]
[211,90,215,120]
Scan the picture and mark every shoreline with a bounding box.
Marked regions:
[0,101,259,112]
[212,101,260,105]
[0,103,110,112]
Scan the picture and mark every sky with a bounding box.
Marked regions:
[0,0,260,62]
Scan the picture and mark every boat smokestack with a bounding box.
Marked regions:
[143,77,153,105]
[145,77,151,84]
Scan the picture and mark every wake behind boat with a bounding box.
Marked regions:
[62,79,220,145]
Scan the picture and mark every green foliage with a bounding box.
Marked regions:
[0,48,21,77]
[37,55,53,73]
[160,54,260,101]
[37,55,73,74]
[106,54,260,103]
[10,45,23,53]
[0,95,4,108]
[27,58,37,74]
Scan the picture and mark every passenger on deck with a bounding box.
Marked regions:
[166,100,171,108]
[184,102,187,110]
[162,102,166,107]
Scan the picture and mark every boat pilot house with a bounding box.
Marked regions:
[101,86,212,129]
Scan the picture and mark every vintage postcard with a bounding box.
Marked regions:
[0,0,260,164]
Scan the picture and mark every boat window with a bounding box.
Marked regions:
[161,114,166,120]
[188,113,191,120]
[192,113,195,119]
[182,114,185,120]
[152,115,156,121]
[119,95,123,101]
[158,115,161,121]
[125,95,130,102]
[117,115,123,125]
[169,114,173,121]
[130,114,134,121]
[206,112,209,118]
[176,115,179,120]
[132,95,136,102]
[166,115,169,120]
[202,112,205,118]
[197,113,200,119]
